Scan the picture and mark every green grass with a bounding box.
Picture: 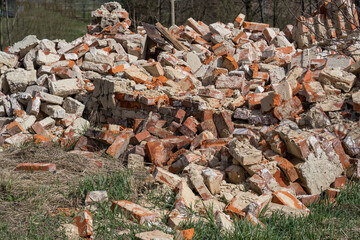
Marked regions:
[179,183,360,240]
[1,164,360,239]
[1,3,89,49]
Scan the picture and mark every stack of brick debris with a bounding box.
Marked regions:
[1,1,360,239]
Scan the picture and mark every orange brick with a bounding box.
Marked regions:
[225,196,249,218]
[243,21,269,32]
[301,70,314,83]
[109,65,126,75]
[247,93,268,109]
[178,228,195,240]
[245,213,265,228]
[222,55,239,71]
[272,191,309,212]
[253,71,269,80]
[15,163,56,172]
[212,42,228,56]
[71,43,89,57]
[33,134,51,145]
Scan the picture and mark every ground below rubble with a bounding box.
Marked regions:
[0,145,359,239]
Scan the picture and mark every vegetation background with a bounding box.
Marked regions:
[1,0,360,50]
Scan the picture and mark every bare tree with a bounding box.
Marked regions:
[5,0,10,46]
[0,0,3,49]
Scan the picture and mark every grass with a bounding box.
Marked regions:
[0,144,360,239]
[1,3,89,49]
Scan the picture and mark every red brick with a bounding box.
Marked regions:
[32,122,52,139]
[326,188,340,199]
[168,121,181,133]
[273,96,303,120]
[273,169,289,187]
[146,141,167,166]
[179,117,198,137]
[106,132,133,158]
[133,119,145,132]
[287,182,307,196]
[6,121,24,136]
[273,156,299,182]
[201,138,230,150]
[147,126,174,139]
[200,111,217,138]
[133,130,151,144]
[174,109,186,123]
[162,136,191,150]
[152,167,182,189]
[16,163,56,172]
[214,111,234,138]
[191,131,214,150]
[170,152,200,173]
[332,176,346,189]
[111,200,157,224]
[74,210,93,237]
[298,194,320,206]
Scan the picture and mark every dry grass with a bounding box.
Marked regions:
[0,143,123,235]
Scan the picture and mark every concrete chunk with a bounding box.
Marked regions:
[228,139,263,166]
[319,68,356,92]
[49,79,82,97]
[5,69,37,93]
[41,104,66,119]
[8,35,39,58]
[0,51,18,68]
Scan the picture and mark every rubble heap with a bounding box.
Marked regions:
[293,0,360,50]
[1,1,360,238]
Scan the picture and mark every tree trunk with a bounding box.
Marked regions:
[301,0,305,15]
[0,0,3,50]
[243,0,253,21]
[273,0,278,27]
[258,0,264,23]
[5,0,10,46]
[170,0,175,26]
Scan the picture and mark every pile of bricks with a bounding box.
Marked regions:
[1,1,360,238]
[293,0,359,49]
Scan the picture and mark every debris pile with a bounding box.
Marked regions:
[293,0,359,49]
[1,0,360,238]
